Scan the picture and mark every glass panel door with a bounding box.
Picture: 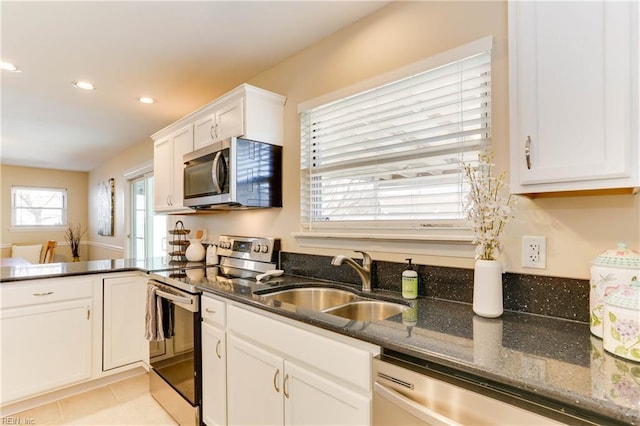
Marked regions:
[131,174,166,260]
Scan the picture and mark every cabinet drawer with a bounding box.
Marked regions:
[202,295,226,327]
[1,277,94,309]
[228,304,373,392]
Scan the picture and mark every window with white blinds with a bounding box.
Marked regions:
[300,40,491,230]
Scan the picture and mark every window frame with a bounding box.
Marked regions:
[11,186,69,230]
[297,36,493,249]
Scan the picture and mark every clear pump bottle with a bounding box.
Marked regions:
[402,258,418,299]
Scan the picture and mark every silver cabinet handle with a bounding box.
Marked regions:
[525,136,532,170]
[273,369,280,393]
[33,291,54,296]
[210,124,216,139]
[215,340,222,359]
[205,308,216,314]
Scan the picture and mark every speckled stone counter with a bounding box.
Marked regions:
[0,257,204,282]
[196,272,640,425]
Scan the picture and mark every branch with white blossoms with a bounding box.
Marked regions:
[463,150,515,261]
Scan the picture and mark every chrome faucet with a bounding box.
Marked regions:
[331,251,372,292]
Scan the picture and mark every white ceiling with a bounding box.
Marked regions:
[1,1,388,172]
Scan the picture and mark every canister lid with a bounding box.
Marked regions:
[604,278,640,310]
[592,243,640,269]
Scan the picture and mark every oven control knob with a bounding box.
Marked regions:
[260,245,269,253]
[253,244,260,252]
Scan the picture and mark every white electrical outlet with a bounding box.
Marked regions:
[522,236,546,269]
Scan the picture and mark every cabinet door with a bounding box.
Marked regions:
[0,299,93,404]
[194,114,216,151]
[284,361,370,426]
[103,275,148,370]
[509,1,636,193]
[202,322,226,426]
[227,335,283,426]
[153,136,172,211]
[215,97,244,142]
[171,124,194,209]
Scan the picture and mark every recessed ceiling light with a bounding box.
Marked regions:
[138,97,155,104]
[1,61,21,72]
[72,81,95,90]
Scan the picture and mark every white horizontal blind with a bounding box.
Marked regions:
[300,48,491,229]
[12,186,68,227]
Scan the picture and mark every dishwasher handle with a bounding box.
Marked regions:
[374,382,462,426]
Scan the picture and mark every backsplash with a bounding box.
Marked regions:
[279,252,589,323]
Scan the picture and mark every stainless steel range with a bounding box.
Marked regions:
[147,235,279,425]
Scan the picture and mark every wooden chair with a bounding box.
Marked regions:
[42,240,57,263]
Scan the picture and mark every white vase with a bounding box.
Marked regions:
[185,239,206,262]
[473,259,504,318]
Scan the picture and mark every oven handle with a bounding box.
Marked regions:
[155,289,194,306]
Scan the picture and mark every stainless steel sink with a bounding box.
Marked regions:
[323,300,408,321]
[259,287,357,311]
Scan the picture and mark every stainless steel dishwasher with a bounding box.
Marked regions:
[373,354,590,426]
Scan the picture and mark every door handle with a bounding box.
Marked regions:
[211,151,223,194]
[273,369,280,393]
[215,340,222,359]
[283,374,290,399]
[525,136,532,170]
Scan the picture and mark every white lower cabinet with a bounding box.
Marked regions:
[202,322,227,426]
[225,303,378,426]
[284,360,370,426]
[226,335,369,426]
[227,335,282,425]
[0,276,94,405]
[102,274,148,370]
[201,295,228,426]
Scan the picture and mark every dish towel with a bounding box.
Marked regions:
[145,284,165,342]
[162,298,175,339]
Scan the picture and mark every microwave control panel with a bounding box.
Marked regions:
[216,235,280,263]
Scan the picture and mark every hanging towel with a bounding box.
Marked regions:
[162,298,175,339]
[145,284,165,342]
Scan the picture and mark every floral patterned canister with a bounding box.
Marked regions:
[590,243,640,338]
[602,278,640,363]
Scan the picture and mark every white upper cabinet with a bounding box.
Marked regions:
[509,1,639,194]
[153,124,194,213]
[194,97,244,150]
[192,84,285,151]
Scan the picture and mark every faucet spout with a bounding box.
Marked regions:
[331,251,372,292]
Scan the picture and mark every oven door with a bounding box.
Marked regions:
[148,280,201,425]
[183,139,231,207]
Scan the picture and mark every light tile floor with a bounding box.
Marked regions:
[6,374,177,425]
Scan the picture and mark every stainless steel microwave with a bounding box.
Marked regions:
[183,137,282,210]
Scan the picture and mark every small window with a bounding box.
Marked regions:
[299,39,491,231]
[11,186,68,227]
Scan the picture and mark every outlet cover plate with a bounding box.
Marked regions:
[522,236,546,269]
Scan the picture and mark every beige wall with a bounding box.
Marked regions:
[0,164,89,262]
[87,139,154,260]
[174,1,639,280]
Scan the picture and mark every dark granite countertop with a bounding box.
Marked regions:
[196,273,640,426]
[2,260,638,424]
[0,257,207,282]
